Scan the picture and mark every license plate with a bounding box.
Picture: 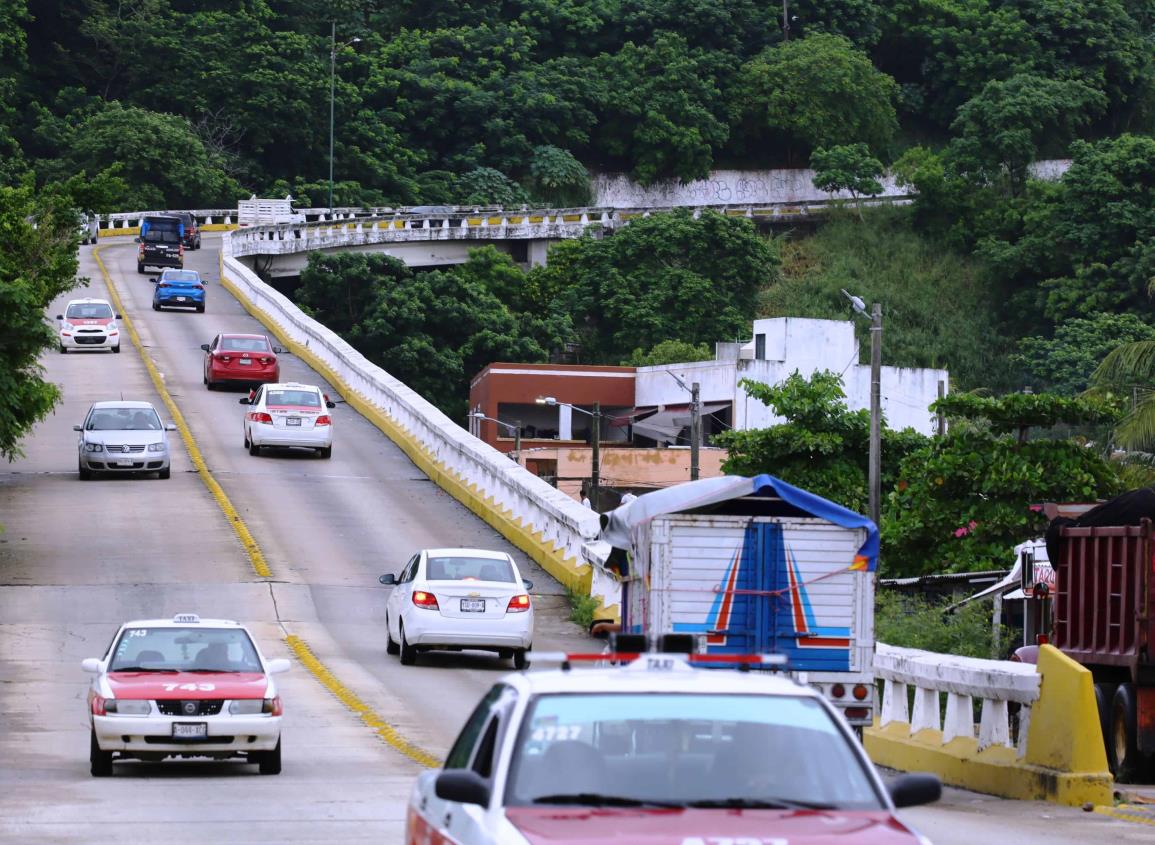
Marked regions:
[461,599,485,612]
[117,459,135,466]
[172,723,207,739]
[176,296,187,302]
[286,417,301,426]
[238,358,252,365]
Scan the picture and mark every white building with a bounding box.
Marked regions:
[633,317,948,439]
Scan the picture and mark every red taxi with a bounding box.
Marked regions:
[81,614,289,776]
[407,649,940,845]
[202,332,282,389]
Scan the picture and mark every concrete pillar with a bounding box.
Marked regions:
[559,405,573,441]
[527,240,550,267]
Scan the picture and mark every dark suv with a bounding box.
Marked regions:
[170,211,202,250]
[137,215,184,274]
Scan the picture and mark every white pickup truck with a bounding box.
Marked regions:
[236,197,306,227]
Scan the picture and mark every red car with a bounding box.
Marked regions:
[202,333,282,390]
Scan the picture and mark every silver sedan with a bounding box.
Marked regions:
[75,401,177,479]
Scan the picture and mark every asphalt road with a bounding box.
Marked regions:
[0,234,1150,843]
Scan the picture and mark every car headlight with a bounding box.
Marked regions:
[229,698,278,715]
[84,442,103,452]
[147,442,166,452]
[105,699,151,715]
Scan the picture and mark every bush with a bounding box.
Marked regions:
[874,590,1009,659]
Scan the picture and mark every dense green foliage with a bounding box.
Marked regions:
[1016,314,1155,396]
[1,0,1150,205]
[0,182,82,461]
[624,340,713,367]
[875,591,1009,659]
[810,143,884,218]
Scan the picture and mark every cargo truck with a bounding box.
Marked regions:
[598,474,878,728]
[1043,505,1155,781]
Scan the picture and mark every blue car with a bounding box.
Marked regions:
[152,269,205,312]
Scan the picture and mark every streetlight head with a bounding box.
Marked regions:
[469,411,484,419]
[535,396,558,406]
[350,37,362,43]
[841,288,868,317]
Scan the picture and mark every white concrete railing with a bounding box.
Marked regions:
[218,232,605,595]
[875,643,1041,757]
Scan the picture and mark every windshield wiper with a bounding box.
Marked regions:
[111,667,176,673]
[685,798,835,810]
[532,793,684,809]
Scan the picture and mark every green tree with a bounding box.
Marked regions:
[624,340,712,367]
[1089,341,1155,451]
[730,33,898,161]
[885,392,1122,576]
[810,143,884,219]
[947,74,1105,196]
[1016,313,1155,396]
[528,145,590,207]
[717,371,927,512]
[875,591,1009,659]
[456,167,529,206]
[0,182,82,461]
[533,209,778,363]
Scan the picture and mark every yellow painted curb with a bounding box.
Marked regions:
[1094,805,1155,826]
[98,223,238,238]
[92,246,272,578]
[218,261,600,605]
[284,635,442,769]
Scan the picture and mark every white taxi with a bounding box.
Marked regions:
[56,298,121,353]
[81,613,290,776]
[406,649,941,845]
[239,382,336,458]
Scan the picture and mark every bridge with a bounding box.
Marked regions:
[0,215,1148,842]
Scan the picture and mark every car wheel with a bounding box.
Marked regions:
[318,446,332,459]
[1111,683,1143,782]
[158,467,171,480]
[59,345,67,354]
[90,729,112,777]
[78,459,92,481]
[206,379,216,391]
[513,649,529,670]
[399,622,417,666]
[386,615,400,655]
[112,344,120,354]
[249,440,261,456]
[137,263,145,274]
[258,739,282,776]
[243,429,250,449]
[152,302,160,311]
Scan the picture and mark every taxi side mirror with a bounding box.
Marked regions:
[56,314,63,320]
[888,773,941,808]
[238,397,251,405]
[522,579,533,591]
[326,400,336,409]
[266,658,291,675]
[435,770,490,807]
[73,425,83,432]
[81,658,103,673]
[200,344,210,352]
[379,573,397,586]
[165,423,177,431]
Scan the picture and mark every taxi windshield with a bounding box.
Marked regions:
[504,692,883,810]
[66,302,114,319]
[108,627,262,673]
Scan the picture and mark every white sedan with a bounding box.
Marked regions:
[379,548,535,668]
[239,382,335,458]
[75,400,176,479]
[82,613,290,776]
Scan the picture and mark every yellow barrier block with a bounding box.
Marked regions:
[864,644,1113,808]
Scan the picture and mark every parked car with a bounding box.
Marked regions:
[202,333,281,390]
[152,268,206,312]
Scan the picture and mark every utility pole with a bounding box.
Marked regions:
[937,380,946,437]
[591,402,601,512]
[690,382,701,481]
[868,303,882,530]
[328,21,335,215]
[512,420,521,463]
[782,0,790,40]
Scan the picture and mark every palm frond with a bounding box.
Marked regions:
[1091,341,1155,389]
[1113,393,1155,451]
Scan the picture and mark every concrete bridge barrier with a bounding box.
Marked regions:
[866,642,1113,807]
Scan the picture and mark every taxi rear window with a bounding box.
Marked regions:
[266,390,320,407]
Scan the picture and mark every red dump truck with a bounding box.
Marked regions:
[1044,498,1155,781]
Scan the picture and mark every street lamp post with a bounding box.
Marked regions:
[469,410,521,460]
[842,290,883,529]
[665,371,702,481]
[536,397,601,510]
[328,24,361,215]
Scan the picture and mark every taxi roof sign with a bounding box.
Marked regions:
[172,613,201,624]
[524,651,788,671]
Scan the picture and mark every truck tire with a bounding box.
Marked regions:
[1110,683,1143,782]
[1095,682,1118,774]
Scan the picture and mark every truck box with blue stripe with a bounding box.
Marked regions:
[598,474,877,727]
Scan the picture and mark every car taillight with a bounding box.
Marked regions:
[831,683,845,699]
[219,354,232,362]
[853,684,869,701]
[506,594,531,613]
[412,591,439,609]
[195,284,204,290]
[257,356,271,364]
[158,282,170,288]
[315,415,331,426]
[249,412,273,424]
[178,245,184,257]
[92,695,108,716]
[138,245,144,257]
[845,707,870,721]
[267,696,283,716]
